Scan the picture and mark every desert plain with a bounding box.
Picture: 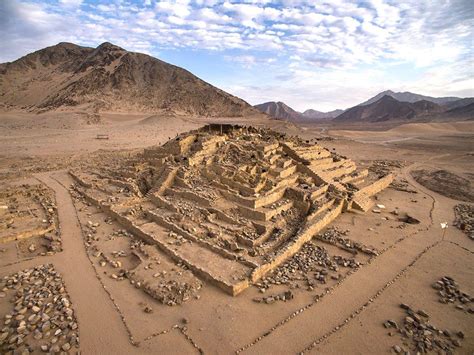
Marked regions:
[0,109,472,355]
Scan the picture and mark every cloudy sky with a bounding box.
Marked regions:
[1,0,473,111]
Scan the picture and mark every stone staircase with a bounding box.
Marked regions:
[146,165,178,197]
[351,192,374,212]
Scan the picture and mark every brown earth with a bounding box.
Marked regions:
[0,111,473,354]
[411,169,474,203]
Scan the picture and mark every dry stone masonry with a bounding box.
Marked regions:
[453,204,474,240]
[386,302,467,354]
[69,124,393,296]
[0,184,61,255]
[433,276,473,313]
[0,264,79,354]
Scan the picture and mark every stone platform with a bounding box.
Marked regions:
[70,124,393,295]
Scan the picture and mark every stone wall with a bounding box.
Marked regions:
[355,174,394,197]
[0,226,55,244]
[250,200,344,282]
[351,174,394,212]
[238,201,293,222]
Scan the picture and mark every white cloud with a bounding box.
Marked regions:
[0,0,472,110]
[224,54,276,68]
[59,0,83,8]
[155,0,190,18]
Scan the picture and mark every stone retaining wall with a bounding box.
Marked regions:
[238,201,294,222]
[75,187,253,296]
[250,200,343,282]
[0,226,55,244]
[355,174,394,198]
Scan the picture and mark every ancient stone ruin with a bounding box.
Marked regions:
[0,184,60,254]
[70,124,393,296]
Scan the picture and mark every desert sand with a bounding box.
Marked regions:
[0,111,473,355]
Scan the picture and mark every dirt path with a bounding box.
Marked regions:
[32,172,142,354]
[237,162,465,354]
[239,229,442,354]
[2,164,470,354]
[0,170,201,354]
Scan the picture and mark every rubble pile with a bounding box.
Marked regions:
[390,179,417,194]
[369,160,406,178]
[1,156,73,182]
[432,276,473,312]
[412,169,474,203]
[385,303,465,354]
[126,245,202,306]
[257,242,334,290]
[453,204,474,240]
[253,290,294,304]
[141,277,202,306]
[0,183,61,254]
[255,238,363,293]
[0,264,79,353]
[82,220,102,250]
[41,232,63,254]
[316,227,379,256]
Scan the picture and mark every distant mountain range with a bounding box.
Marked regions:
[444,97,474,110]
[334,95,443,122]
[255,90,473,123]
[254,102,343,121]
[0,42,259,117]
[446,102,474,117]
[2,44,471,124]
[336,94,473,123]
[302,109,344,120]
[358,90,461,106]
[254,101,302,121]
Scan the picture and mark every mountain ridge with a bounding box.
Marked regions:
[359,90,462,106]
[254,101,302,121]
[302,108,344,120]
[334,95,444,122]
[0,42,260,117]
[254,101,343,121]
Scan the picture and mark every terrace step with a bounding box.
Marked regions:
[146,166,178,197]
[351,193,373,212]
[338,169,369,185]
[131,221,252,296]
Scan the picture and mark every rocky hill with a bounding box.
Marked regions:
[359,90,461,106]
[444,97,474,110]
[302,109,344,120]
[446,102,474,118]
[254,101,302,120]
[254,102,344,121]
[0,42,259,117]
[334,95,443,122]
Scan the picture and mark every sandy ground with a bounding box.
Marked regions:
[0,111,473,354]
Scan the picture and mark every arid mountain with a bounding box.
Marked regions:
[302,109,344,120]
[411,100,444,114]
[444,97,474,110]
[301,109,324,119]
[334,95,443,122]
[359,90,461,106]
[254,101,302,120]
[254,102,344,121]
[446,102,474,118]
[0,42,259,117]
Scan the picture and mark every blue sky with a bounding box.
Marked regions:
[1,0,473,111]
